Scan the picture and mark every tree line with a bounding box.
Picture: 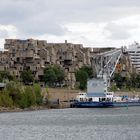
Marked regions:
[0,65,93,90]
[20,65,65,87]
[0,82,43,108]
[111,73,140,91]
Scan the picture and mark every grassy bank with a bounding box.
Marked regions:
[0,82,80,111]
[1,81,140,112]
[0,82,44,111]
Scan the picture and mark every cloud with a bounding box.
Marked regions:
[0,24,19,47]
[1,0,140,33]
[0,0,140,47]
[104,22,131,40]
[19,19,68,36]
[0,29,8,38]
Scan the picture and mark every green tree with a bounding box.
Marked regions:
[80,66,93,78]
[5,81,22,106]
[75,69,88,90]
[135,74,140,88]
[75,66,93,90]
[112,73,124,89]
[0,81,43,109]
[124,76,131,90]
[53,65,64,84]
[44,65,64,87]
[44,67,56,86]
[21,69,34,84]
[33,83,43,105]
[130,73,137,88]
[0,71,14,82]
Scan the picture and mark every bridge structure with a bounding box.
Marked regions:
[91,48,122,90]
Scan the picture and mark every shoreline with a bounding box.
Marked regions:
[0,106,49,113]
[0,104,69,113]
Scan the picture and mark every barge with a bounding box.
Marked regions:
[71,79,140,108]
[71,100,140,108]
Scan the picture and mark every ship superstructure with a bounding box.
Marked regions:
[86,48,122,101]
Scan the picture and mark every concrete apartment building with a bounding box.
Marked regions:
[1,39,91,88]
[0,38,137,88]
[125,42,140,73]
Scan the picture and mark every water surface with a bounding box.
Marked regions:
[0,107,140,140]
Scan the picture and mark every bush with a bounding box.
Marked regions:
[5,81,22,106]
[110,84,117,92]
[33,83,43,105]
[0,91,13,107]
[19,92,28,109]
[19,86,36,108]
[0,81,43,109]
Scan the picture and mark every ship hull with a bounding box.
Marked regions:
[71,101,140,108]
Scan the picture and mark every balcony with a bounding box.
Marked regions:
[64,60,72,66]
[37,70,44,76]
[20,51,34,58]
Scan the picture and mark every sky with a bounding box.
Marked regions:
[0,0,140,48]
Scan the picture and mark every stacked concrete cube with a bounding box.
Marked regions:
[0,39,91,88]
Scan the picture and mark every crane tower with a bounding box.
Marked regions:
[91,48,122,91]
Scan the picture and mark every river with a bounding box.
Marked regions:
[0,107,140,140]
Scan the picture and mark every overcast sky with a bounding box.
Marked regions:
[0,0,140,48]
